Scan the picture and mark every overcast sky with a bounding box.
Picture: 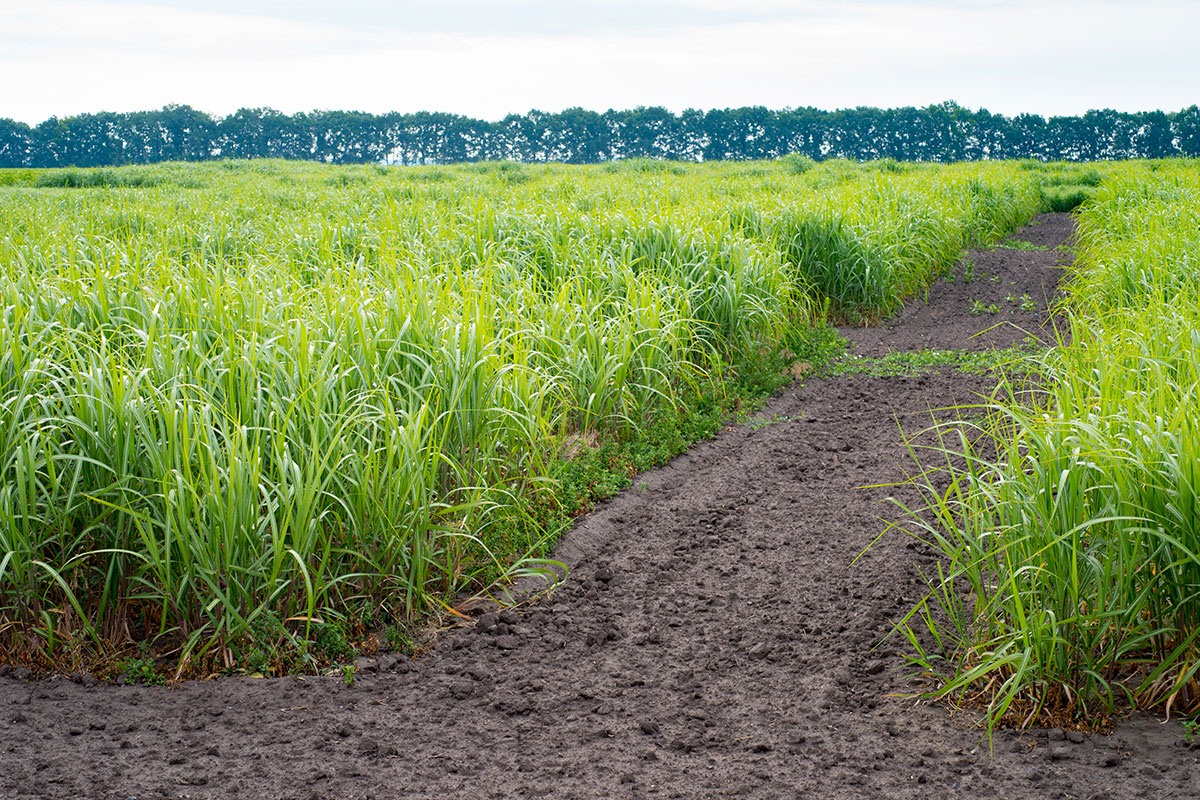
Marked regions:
[2,0,1197,124]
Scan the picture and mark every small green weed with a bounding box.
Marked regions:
[1003,293,1037,311]
[961,256,976,283]
[341,664,355,686]
[117,658,165,686]
[385,625,417,654]
[995,238,1048,251]
[312,622,358,664]
[782,316,847,370]
[1183,719,1199,744]
[969,299,1000,316]
[740,412,798,430]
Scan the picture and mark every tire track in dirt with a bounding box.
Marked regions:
[2,214,1198,799]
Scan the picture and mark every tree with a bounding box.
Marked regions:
[217,108,304,159]
[7,103,1191,168]
[1132,110,1175,158]
[1172,106,1200,156]
[0,118,40,167]
[703,106,777,161]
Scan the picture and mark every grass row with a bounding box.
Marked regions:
[898,159,1200,731]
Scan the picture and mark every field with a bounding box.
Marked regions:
[0,157,1047,675]
[0,156,1198,797]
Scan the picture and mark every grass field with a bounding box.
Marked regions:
[900,159,1200,728]
[0,156,1129,682]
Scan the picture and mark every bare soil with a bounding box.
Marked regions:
[2,213,1197,799]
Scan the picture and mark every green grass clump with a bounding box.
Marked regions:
[898,160,1200,732]
[1023,161,1110,212]
[33,169,163,189]
[1042,185,1096,212]
[116,657,165,685]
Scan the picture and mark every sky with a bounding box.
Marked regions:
[1,0,1197,125]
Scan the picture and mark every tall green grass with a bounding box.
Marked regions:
[0,157,1052,675]
[899,160,1200,730]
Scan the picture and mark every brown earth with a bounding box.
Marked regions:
[2,213,1198,799]
[841,213,1070,356]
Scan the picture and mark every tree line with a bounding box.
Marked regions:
[2,102,1198,168]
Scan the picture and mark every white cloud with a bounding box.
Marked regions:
[3,2,361,58]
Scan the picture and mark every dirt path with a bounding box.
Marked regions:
[2,214,1197,799]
